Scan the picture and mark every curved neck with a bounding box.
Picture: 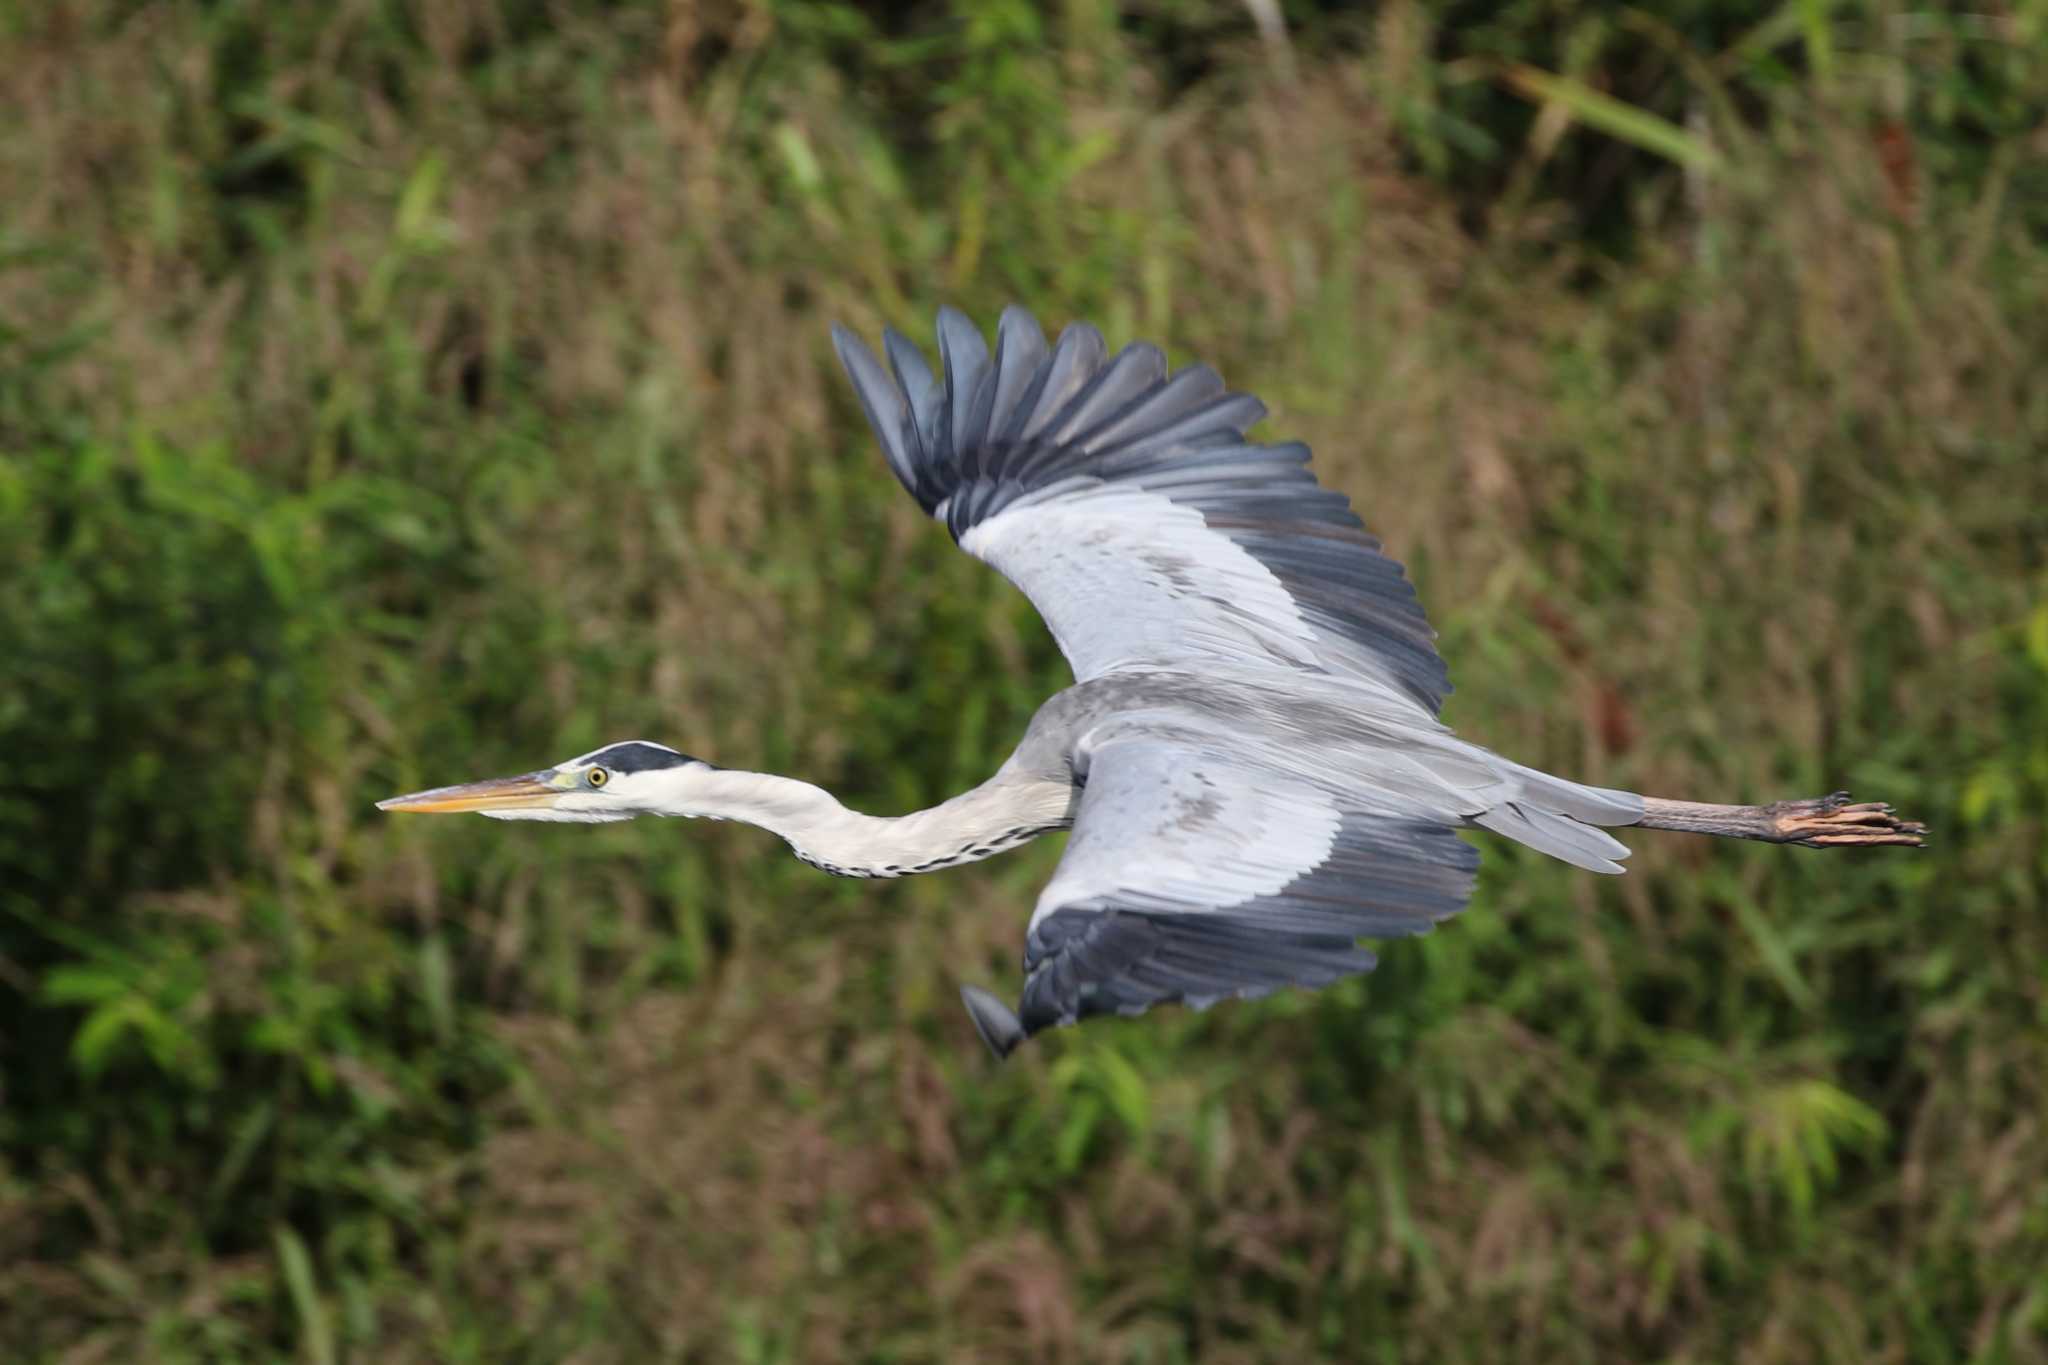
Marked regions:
[667,768,1074,879]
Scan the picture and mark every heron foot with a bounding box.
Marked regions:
[1766,791,1927,848]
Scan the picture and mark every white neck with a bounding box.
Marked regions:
[654,767,1075,879]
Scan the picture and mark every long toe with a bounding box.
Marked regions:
[1769,793,1928,847]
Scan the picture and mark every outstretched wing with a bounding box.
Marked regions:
[831,306,1450,715]
[958,738,1479,1058]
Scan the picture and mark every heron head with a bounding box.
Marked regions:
[377,741,711,822]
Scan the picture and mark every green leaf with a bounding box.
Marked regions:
[394,152,448,243]
[1502,63,1725,172]
[41,963,130,1006]
[71,998,152,1076]
[1729,893,1816,1012]
[275,1226,337,1365]
[775,124,824,197]
[418,933,455,1044]
[1055,1094,1103,1175]
[1092,1046,1151,1139]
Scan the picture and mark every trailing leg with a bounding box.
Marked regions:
[1632,791,1925,848]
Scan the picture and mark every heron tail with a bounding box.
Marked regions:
[1471,761,1646,874]
[1471,802,1632,874]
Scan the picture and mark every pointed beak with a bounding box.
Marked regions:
[377,772,563,814]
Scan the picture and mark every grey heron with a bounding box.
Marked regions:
[381,306,1925,1058]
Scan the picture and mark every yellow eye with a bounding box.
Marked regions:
[587,767,610,788]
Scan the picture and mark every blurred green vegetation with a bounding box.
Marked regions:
[2,0,2045,1360]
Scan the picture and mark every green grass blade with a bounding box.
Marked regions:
[1502,62,1726,172]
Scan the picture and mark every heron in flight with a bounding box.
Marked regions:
[381,307,1924,1057]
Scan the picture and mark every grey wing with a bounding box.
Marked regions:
[958,738,1478,1058]
[831,306,1449,715]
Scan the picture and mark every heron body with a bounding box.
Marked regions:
[382,306,1923,1057]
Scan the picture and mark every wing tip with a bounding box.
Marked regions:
[828,319,873,377]
[960,984,1029,1060]
[997,301,1042,333]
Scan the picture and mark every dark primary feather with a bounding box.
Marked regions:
[999,741,1480,1053]
[830,305,1451,714]
[1018,816,1477,1038]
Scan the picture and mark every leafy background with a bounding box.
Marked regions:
[2,1,2045,1360]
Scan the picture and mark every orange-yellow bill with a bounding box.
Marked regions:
[377,773,560,814]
